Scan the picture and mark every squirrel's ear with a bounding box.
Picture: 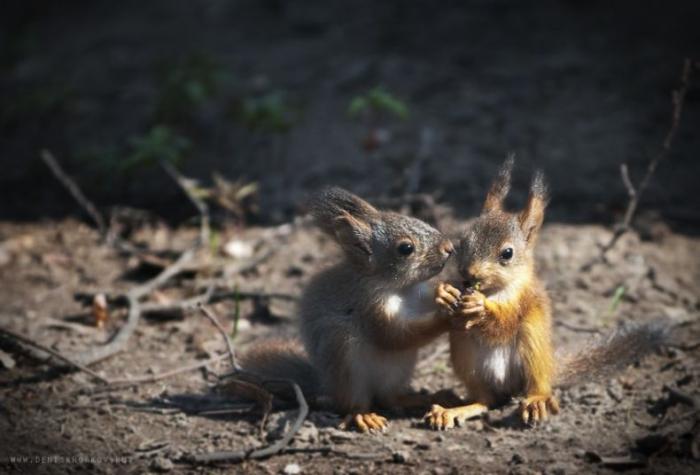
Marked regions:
[333,210,373,260]
[519,171,548,244]
[482,155,514,214]
[308,187,379,233]
[308,187,378,259]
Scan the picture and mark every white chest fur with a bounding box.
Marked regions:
[482,345,513,384]
[383,282,434,320]
[477,342,523,392]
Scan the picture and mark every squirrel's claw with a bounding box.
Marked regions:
[435,283,461,312]
[423,403,488,430]
[339,412,388,433]
[520,395,559,426]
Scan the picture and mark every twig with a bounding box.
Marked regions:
[185,304,309,465]
[41,150,107,236]
[663,385,700,408]
[556,321,603,334]
[198,304,240,371]
[74,226,200,366]
[161,160,210,244]
[75,289,297,315]
[187,380,308,464]
[0,327,109,384]
[106,353,229,387]
[582,59,693,271]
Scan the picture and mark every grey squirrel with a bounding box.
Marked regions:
[243,187,456,432]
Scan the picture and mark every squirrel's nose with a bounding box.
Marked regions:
[439,239,454,257]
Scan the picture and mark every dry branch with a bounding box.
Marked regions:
[105,353,229,387]
[183,305,309,465]
[160,160,210,244]
[41,150,107,236]
[72,249,200,367]
[198,304,240,371]
[0,326,109,384]
[582,59,694,271]
[187,381,309,464]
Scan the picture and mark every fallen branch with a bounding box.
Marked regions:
[0,327,109,384]
[160,160,210,244]
[41,150,107,236]
[187,381,308,464]
[104,353,229,388]
[556,321,603,334]
[73,239,202,367]
[74,288,297,316]
[198,304,240,371]
[582,59,693,271]
[184,305,309,465]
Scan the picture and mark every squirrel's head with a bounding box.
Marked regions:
[457,157,548,296]
[309,187,454,289]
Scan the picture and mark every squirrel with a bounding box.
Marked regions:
[425,157,665,429]
[243,187,456,432]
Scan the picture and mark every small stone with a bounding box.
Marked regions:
[150,457,173,472]
[283,463,302,474]
[416,442,432,450]
[392,450,410,464]
[510,453,526,465]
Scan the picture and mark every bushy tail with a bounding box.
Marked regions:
[238,338,320,400]
[556,322,667,389]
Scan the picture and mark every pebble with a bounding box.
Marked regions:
[283,463,302,474]
[392,450,411,463]
[150,457,173,472]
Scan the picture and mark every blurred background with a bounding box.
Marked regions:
[1,0,699,230]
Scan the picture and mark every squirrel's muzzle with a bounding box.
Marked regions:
[439,239,454,258]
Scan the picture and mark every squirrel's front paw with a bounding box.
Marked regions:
[339,412,388,433]
[435,282,461,315]
[520,395,560,425]
[450,291,487,330]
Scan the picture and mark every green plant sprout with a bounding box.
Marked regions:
[154,52,231,123]
[123,125,191,171]
[348,86,409,121]
[234,91,294,133]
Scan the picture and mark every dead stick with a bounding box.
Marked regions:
[198,304,239,371]
[583,59,693,270]
[106,353,229,387]
[187,380,308,464]
[41,150,107,236]
[161,160,210,244]
[0,327,109,384]
[74,246,197,366]
[186,305,309,464]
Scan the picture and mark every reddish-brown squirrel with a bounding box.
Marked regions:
[243,187,456,432]
[426,158,665,429]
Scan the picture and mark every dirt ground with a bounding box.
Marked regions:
[1,1,699,474]
[0,214,698,474]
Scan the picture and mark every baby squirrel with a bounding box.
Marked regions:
[244,187,455,432]
[426,158,665,429]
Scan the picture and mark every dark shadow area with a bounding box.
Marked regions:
[1,0,698,233]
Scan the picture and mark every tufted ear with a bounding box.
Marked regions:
[519,170,548,245]
[333,210,373,260]
[308,187,379,262]
[482,155,514,214]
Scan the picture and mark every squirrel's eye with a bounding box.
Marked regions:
[397,242,415,256]
[500,247,514,260]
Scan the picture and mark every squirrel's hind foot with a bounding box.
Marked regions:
[423,403,488,430]
[520,395,560,425]
[339,412,388,433]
